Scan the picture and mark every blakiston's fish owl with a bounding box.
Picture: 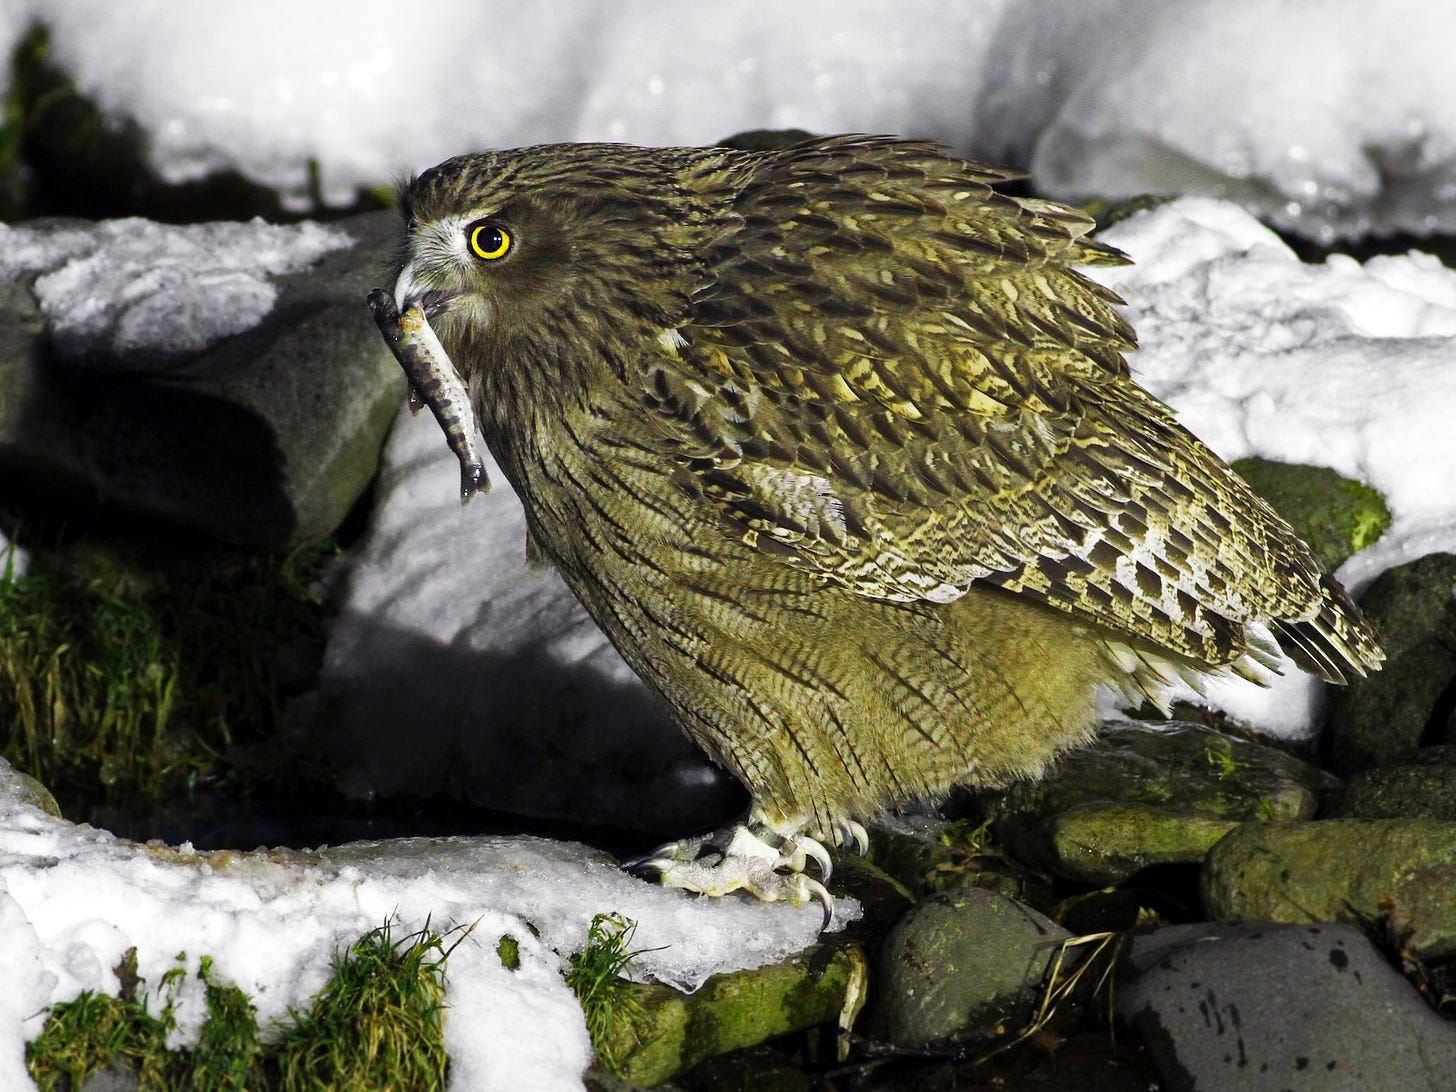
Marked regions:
[375,136,1382,917]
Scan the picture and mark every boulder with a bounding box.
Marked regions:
[1119,921,1456,1092]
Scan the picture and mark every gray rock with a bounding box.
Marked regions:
[0,212,403,548]
[875,887,1070,1046]
[1119,922,1456,1092]
[1321,764,1456,820]
[990,719,1330,883]
[1326,553,1456,772]
[1202,819,1456,961]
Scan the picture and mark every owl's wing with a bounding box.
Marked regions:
[640,137,1377,680]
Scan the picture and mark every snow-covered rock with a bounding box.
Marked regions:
[0,212,402,547]
[0,756,849,1092]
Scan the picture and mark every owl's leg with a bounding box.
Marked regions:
[624,807,847,926]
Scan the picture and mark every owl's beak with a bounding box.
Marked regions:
[392,264,454,320]
[392,264,420,313]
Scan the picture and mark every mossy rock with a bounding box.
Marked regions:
[1202,819,1456,960]
[988,720,1331,883]
[1321,764,1456,821]
[600,941,866,1087]
[1231,457,1390,573]
[873,887,1070,1047]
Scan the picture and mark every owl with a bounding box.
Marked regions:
[372,136,1382,919]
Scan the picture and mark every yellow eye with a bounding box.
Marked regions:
[468,220,512,261]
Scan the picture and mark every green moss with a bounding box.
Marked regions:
[191,956,263,1091]
[601,943,866,1087]
[0,536,335,819]
[497,934,522,971]
[1231,457,1391,572]
[26,950,186,1091]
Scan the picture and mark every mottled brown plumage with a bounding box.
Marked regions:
[380,136,1382,909]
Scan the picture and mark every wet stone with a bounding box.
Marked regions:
[989,720,1330,884]
[873,886,1070,1047]
[1321,764,1456,820]
[1118,921,1456,1092]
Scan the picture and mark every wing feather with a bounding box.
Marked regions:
[635,136,1381,679]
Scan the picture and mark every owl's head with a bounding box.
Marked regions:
[389,143,738,390]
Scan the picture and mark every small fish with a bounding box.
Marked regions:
[367,287,488,502]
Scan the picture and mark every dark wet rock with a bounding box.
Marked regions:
[1203,819,1456,960]
[989,720,1331,884]
[1118,921,1456,1092]
[1230,457,1391,573]
[1326,553,1456,772]
[0,212,403,548]
[1321,764,1456,820]
[874,887,1070,1047]
[602,941,866,1087]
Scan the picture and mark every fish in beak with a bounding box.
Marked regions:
[367,282,488,502]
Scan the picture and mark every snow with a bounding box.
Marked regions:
[5,2,1455,238]
[0,219,350,358]
[974,0,1456,242]
[0,758,851,1091]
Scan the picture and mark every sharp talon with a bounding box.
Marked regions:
[786,874,834,930]
[799,836,833,883]
[844,820,870,856]
[621,853,673,881]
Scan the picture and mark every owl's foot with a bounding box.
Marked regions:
[624,813,840,928]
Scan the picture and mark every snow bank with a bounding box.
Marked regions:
[6,1,1455,238]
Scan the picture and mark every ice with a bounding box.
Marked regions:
[0,759,851,1091]
[5,2,1455,237]
[0,219,350,358]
